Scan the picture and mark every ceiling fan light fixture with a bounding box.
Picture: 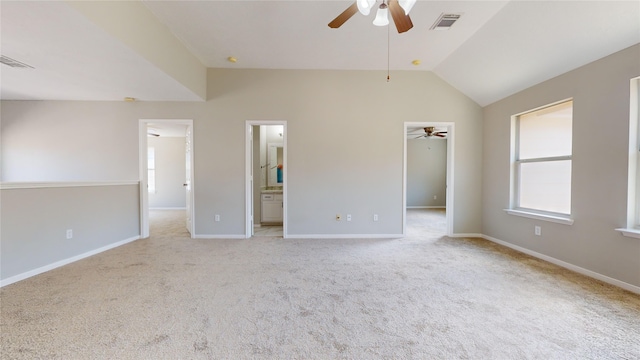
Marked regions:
[398,0,416,15]
[357,0,376,16]
[372,3,389,26]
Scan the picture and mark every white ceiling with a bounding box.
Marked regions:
[0,1,201,101]
[1,1,639,106]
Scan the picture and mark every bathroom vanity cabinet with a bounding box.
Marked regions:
[261,192,283,224]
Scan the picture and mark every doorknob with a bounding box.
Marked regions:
[183,183,188,187]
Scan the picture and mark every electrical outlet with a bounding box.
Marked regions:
[433,195,437,200]
[66,229,73,239]
[347,214,352,222]
[534,226,541,236]
[215,215,220,222]
[373,214,379,222]
[336,214,341,221]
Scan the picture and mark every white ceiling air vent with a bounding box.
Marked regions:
[0,55,34,69]
[430,13,461,31]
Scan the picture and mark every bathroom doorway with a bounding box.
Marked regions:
[245,121,287,238]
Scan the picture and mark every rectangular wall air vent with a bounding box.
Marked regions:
[430,13,461,30]
[0,55,34,69]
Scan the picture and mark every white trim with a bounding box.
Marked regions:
[504,209,574,225]
[406,206,446,209]
[449,233,483,238]
[403,122,454,237]
[482,234,640,295]
[517,155,572,163]
[286,234,403,239]
[193,234,246,239]
[624,77,640,228]
[139,121,150,239]
[246,121,287,239]
[149,207,187,210]
[0,236,140,288]
[615,228,640,239]
[0,181,138,190]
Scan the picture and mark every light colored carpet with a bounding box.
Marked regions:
[1,209,639,359]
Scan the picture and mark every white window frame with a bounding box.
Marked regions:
[617,77,640,238]
[505,99,574,225]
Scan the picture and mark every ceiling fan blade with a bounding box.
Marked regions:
[328,2,359,29]
[388,0,413,33]
[435,134,446,137]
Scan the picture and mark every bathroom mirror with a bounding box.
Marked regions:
[267,143,283,187]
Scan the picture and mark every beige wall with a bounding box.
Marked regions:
[1,184,140,282]
[1,69,483,238]
[407,139,447,207]
[482,44,640,288]
[204,69,483,235]
[1,101,139,182]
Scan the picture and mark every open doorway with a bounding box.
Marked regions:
[139,119,194,238]
[245,121,287,238]
[403,122,454,236]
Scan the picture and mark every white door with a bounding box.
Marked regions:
[185,126,193,234]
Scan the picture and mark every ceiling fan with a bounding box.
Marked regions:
[329,0,415,33]
[409,127,447,139]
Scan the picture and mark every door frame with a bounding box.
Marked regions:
[245,120,287,238]
[139,119,195,238]
[403,122,454,236]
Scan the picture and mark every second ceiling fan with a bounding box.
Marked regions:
[409,127,448,139]
[329,0,415,33]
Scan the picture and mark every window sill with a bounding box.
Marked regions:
[504,209,574,225]
[615,228,640,239]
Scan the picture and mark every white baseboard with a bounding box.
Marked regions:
[407,206,446,209]
[149,207,187,210]
[193,234,246,239]
[450,233,483,238]
[482,234,640,295]
[286,234,403,239]
[0,235,141,288]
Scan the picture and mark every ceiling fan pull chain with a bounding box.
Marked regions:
[387,21,390,82]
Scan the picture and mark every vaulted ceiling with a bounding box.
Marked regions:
[1,1,639,106]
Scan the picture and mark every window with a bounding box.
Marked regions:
[148,147,156,194]
[509,100,573,221]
